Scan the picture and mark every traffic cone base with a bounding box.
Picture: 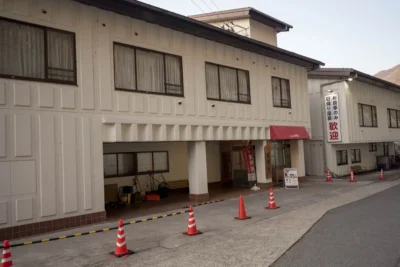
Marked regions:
[109,250,135,258]
[183,205,202,236]
[265,206,280,210]
[234,195,251,220]
[182,230,203,236]
[109,219,134,258]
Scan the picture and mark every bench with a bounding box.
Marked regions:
[351,165,367,174]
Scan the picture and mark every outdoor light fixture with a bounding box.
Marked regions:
[328,89,333,93]
[347,77,353,82]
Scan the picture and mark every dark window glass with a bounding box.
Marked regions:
[272,77,291,108]
[205,62,250,104]
[0,18,76,84]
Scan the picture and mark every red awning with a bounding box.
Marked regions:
[270,126,310,140]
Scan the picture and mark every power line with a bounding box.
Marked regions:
[200,0,214,12]
[210,0,221,11]
[191,0,206,13]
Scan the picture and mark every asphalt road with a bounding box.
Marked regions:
[272,184,400,267]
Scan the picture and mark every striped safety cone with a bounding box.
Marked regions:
[326,169,333,182]
[349,168,357,182]
[183,205,202,236]
[380,168,384,180]
[109,219,134,258]
[1,240,12,267]
[265,188,280,209]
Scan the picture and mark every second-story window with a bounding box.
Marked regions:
[113,43,184,96]
[387,108,400,128]
[272,77,291,108]
[205,62,251,104]
[358,103,377,127]
[0,17,77,84]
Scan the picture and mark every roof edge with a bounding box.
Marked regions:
[309,68,400,93]
[73,0,323,70]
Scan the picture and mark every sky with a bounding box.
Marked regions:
[141,0,400,75]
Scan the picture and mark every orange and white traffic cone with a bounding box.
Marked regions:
[234,195,251,220]
[265,188,280,209]
[1,240,12,267]
[380,168,384,180]
[349,168,357,182]
[326,169,333,182]
[183,205,202,236]
[109,219,134,258]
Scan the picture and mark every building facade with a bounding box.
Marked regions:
[306,68,400,176]
[0,0,323,239]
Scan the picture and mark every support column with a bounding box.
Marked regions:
[290,140,306,181]
[188,141,209,201]
[255,140,272,188]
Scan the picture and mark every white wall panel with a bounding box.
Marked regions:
[0,162,10,197]
[38,85,54,108]
[13,112,32,157]
[0,81,5,105]
[11,160,36,195]
[79,5,95,110]
[81,117,93,211]
[117,92,129,112]
[15,197,34,222]
[61,87,75,109]
[0,201,7,224]
[0,112,6,157]
[13,83,31,107]
[37,113,57,217]
[60,114,78,214]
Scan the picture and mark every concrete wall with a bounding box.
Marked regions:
[308,78,400,144]
[250,19,278,46]
[345,80,400,142]
[0,0,310,228]
[325,142,394,175]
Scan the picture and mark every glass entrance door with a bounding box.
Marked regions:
[271,142,291,185]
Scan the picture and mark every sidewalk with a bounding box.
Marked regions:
[8,170,400,267]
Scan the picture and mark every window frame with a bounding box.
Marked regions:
[103,152,136,178]
[103,151,170,178]
[272,76,291,108]
[351,149,361,163]
[358,103,378,127]
[336,150,348,166]
[113,42,184,97]
[135,151,170,174]
[205,62,251,104]
[369,143,377,152]
[387,108,400,128]
[0,16,77,85]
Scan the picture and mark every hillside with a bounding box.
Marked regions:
[374,64,400,85]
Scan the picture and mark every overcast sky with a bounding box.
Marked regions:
[142,0,399,75]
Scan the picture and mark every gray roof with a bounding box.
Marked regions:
[74,0,324,70]
[309,68,400,93]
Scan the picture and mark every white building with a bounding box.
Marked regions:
[0,0,323,239]
[306,68,400,176]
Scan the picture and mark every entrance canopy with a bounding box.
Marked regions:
[270,126,310,140]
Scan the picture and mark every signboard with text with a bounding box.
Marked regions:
[284,168,299,189]
[324,93,342,142]
[242,146,256,181]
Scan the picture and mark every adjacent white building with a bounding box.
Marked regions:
[0,0,323,239]
[306,68,400,176]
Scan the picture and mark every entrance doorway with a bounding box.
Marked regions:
[271,141,291,185]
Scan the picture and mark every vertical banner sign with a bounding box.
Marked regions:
[324,93,342,142]
[242,146,256,181]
